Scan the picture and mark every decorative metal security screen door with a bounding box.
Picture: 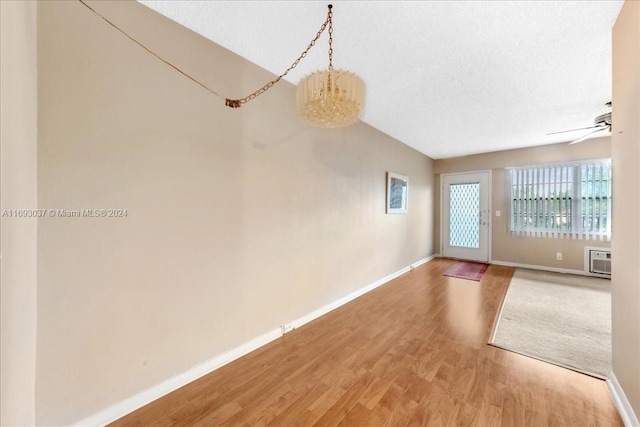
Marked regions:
[442,171,490,262]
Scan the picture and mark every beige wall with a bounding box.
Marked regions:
[612,0,640,420]
[0,1,39,425]
[35,1,434,424]
[434,137,612,270]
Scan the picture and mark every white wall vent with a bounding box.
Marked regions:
[585,247,611,277]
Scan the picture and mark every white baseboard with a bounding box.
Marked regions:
[491,259,602,277]
[71,255,435,426]
[608,372,640,427]
[71,327,282,427]
[291,255,434,330]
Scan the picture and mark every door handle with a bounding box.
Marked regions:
[480,210,487,226]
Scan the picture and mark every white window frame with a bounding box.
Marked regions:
[508,158,611,240]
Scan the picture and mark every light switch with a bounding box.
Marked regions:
[495,210,501,217]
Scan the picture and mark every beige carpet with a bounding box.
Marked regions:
[490,268,611,378]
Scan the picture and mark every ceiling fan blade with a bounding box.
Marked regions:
[547,124,604,135]
[568,127,609,145]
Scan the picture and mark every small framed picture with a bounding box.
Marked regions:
[386,172,408,214]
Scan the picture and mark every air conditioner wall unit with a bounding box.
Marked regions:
[584,247,611,277]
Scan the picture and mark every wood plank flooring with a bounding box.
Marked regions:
[111,258,622,426]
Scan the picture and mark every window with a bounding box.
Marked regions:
[509,159,611,240]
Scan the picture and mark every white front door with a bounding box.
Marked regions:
[442,171,491,262]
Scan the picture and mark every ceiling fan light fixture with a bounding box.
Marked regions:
[547,103,612,144]
[594,112,612,126]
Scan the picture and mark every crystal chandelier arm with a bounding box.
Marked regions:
[226,5,333,108]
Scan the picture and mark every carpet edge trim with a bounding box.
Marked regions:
[488,282,511,344]
[487,267,515,345]
[488,342,606,380]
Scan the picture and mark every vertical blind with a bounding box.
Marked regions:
[509,159,611,240]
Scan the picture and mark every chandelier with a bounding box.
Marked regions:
[297,69,364,128]
[78,1,363,127]
[226,4,365,128]
[295,6,365,128]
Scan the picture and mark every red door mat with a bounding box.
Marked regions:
[443,261,489,281]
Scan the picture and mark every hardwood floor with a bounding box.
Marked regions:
[111,258,622,426]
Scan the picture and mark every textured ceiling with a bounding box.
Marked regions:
[139,1,623,159]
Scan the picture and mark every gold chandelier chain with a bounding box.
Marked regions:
[77,0,335,110]
[226,5,334,108]
[328,7,333,70]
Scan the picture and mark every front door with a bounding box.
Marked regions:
[442,171,491,262]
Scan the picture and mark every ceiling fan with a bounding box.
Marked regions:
[547,102,612,144]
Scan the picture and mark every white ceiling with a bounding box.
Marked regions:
[139,1,623,159]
